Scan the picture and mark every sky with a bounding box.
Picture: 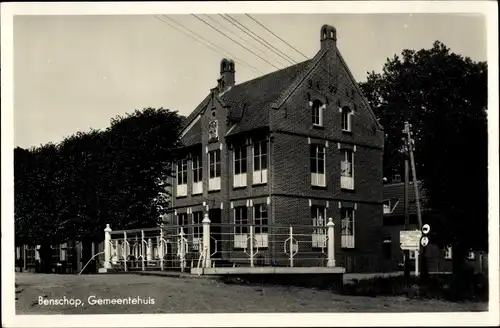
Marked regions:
[14,13,486,148]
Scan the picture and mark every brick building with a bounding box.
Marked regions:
[382,178,485,273]
[169,25,385,272]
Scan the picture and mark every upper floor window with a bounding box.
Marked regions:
[208,149,221,191]
[310,144,326,187]
[341,206,355,248]
[253,140,268,185]
[340,148,354,190]
[233,145,247,188]
[312,100,324,127]
[341,106,353,132]
[192,154,203,195]
[176,159,188,197]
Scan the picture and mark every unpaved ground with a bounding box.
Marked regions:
[15,273,487,314]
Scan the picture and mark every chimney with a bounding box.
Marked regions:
[320,24,337,50]
[217,58,235,94]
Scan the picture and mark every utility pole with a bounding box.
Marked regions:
[401,126,411,278]
[404,121,427,280]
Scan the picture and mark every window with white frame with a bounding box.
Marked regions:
[311,205,327,248]
[253,204,269,248]
[310,144,326,187]
[208,149,221,191]
[178,213,189,235]
[312,100,324,126]
[192,154,203,195]
[383,200,391,214]
[341,206,355,248]
[233,145,247,188]
[253,140,268,184]
[192,211,203,250]
[234,206,248,248]
[341,106,353,132]
[340,148,354,190]
[467,251,475,260]
[176,159,188,197]
[444,246,452,259]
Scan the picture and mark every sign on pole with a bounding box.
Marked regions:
[420,236,429,247]
[422,224,431,234]
[400,230,421,250]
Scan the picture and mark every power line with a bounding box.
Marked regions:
[245,14,309,60]
[192,14,282,70]
[155,15,262,75]
[221,14,298,66]
[202,15,290,68]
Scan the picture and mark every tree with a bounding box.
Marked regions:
[360,41,488,273]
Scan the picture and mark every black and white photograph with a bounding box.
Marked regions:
[1,1,499,327]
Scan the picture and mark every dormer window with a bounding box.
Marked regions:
[311,100,324,127]
[341,106,353,132]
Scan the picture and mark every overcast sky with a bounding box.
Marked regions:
[14,13,486,148]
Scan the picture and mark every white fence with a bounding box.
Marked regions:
[102,214,337,272]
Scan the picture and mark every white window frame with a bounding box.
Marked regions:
[192,154,203,195]
[341,207,355,248]
[192,211,203,250]
[311,205,327,248]
[253,140,268,185]
[233,145,247,188]
[234,206,248,249]
[444,246,452,259]
[208,149,221,191]
[383,200,391,214]
[312,100,324,127]
[310,144,326,187]
[253,203,269,248]
[176,159,188,197]
[340,148,354,190]
[341,106,353,132]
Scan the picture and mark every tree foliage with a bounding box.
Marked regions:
[360,41,488,258]
[14,108,183,245]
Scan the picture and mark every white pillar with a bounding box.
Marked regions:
[179,230,186,272]
[123,231,128,272]
[112,240,118,265]
[289,226,294,267]
[159,229,165,271]
[415,250,420,276]
[141,230,146,271]
[202,214,211,268]
[147,238,153,262]
[104,224,112,269]
[249,225,254,267]
[327,218,336,267]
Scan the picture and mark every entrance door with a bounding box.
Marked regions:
[209,209,222,259]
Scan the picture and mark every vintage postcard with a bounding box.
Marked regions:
[1,1,498,327]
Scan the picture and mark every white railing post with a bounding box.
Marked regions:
[289,226,294,267]
[104,224,112,270]
[249,226,254,267]
[327,218,336,267]
[123,231,128,272]
[141,230,145,271]
[202,214,211,268]
[179,230,186,272]
[159,228,164,271]
[112,240,118,265]
[147,238,153,262]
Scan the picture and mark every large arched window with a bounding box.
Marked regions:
[311,99,324,127]
[341,106,353,132]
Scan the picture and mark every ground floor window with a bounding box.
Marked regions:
[311,205,327,248]
[341,206,355,248]
[253,204,268,248]
[234,206,248,248]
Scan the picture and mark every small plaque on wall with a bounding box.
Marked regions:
[208,119,219,142]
